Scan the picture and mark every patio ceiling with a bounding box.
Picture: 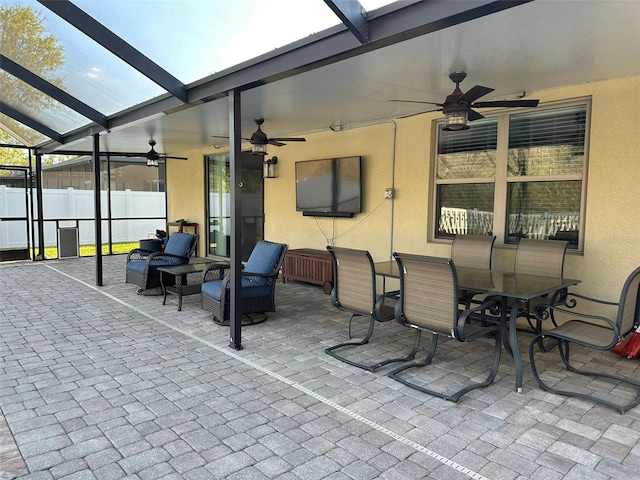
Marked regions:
[1,0,639,159]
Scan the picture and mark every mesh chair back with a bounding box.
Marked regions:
[618,266,640,336]
[328,247,376,315]
[394,253,457,336]
[515,238,568,277]
[451,234,496,269]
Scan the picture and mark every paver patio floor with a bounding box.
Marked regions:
[1,256,639,479]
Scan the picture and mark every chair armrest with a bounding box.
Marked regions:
[202,263,229,282]
[534,303,617,332]
[241,270,274,279]
[126,248,155,262]
[145,251,188,265]
[455,297,501,341]
[561,292,619,309]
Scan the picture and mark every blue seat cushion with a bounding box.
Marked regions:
[164,232,194,257]
[201,277,273,301]
[243,241,283,275]
[126,257,182,276]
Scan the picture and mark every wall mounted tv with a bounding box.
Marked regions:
[295,156,362,217]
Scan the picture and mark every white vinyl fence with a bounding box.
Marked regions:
[0,186,165,248]
[439,207,580,238]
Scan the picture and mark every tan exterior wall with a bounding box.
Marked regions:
[165,147,208,257]
[170,76,640,304]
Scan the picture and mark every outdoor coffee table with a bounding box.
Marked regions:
[158,259,229,311]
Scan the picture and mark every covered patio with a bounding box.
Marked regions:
[2,256,639,479]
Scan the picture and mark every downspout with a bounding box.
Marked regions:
[388,119,397,260]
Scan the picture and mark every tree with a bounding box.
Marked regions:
[0,3,65,166]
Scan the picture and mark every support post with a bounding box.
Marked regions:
[228,89,243,350]
[34,152,45,260]
[92,133,103,286]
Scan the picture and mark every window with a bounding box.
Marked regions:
[434,101,588,250]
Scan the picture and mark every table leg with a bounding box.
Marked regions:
[496,296,524,393]
[498,296,513,357]
[510,298,525,393]
[161,272,168,305]
[176,274,186,311]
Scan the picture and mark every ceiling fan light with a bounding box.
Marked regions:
[443,111,469,131]
[146,158,158,167]
[251,143,268,155]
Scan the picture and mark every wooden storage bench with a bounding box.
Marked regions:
[282,248,334,294]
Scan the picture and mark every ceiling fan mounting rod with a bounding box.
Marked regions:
[449,72,467,86]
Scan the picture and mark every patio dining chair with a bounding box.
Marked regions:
[324,246,418,372]
[529,265,640,413]
[201,240,287,326]
[451,234,496,307]
[125,232,199,292]
[483,238,569,334]
[387,253,502,402]
[513,238,569,338]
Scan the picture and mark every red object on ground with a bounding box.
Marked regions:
[611,326,640,359]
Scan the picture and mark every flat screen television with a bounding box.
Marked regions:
[295,156,362,217]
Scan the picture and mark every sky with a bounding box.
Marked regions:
[3,0,397,131]
[73,0,397,83]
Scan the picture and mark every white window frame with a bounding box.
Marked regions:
[431,97,590,251]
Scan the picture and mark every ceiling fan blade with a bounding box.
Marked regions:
[458,85,494,104]
[211,135,251,141]
[472,99,540,108]
[388,99,443,106]
[270,137,306,142]
[467,109,485,121]
[268,140,286,147]
[162,155,188,160]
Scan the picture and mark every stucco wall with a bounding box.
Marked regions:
[170,76,640,304]
[165,146,207,257]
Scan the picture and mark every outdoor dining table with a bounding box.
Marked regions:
[374,261,581,393]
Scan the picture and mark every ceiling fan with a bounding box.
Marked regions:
[390,72,539,131]
[141,140,187,167]
[212,117,306,155]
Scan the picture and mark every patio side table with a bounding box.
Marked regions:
[158,260,229,311]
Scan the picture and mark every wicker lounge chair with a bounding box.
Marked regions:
[125,232,199,292]
[201,240,287,326]
[529,265,640,413]
[387,253,502,402]
[324,246,418,372]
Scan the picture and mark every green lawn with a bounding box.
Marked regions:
[44,242,138,259]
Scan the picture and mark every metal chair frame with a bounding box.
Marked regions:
[387,254,502,402]
[529,265,640,413]
[324,246,419,372]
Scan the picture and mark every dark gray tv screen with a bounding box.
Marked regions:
[295,156,362,217]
